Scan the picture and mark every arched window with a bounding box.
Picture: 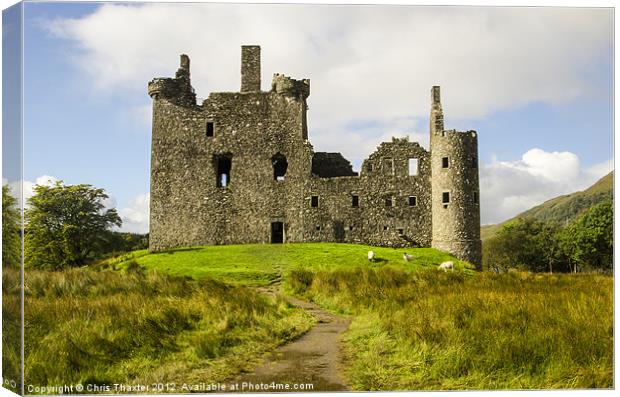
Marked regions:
[272,153,288,181]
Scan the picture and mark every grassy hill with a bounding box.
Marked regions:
[22,242,613,390]
[99,243,473,286]
[481,171,613,240]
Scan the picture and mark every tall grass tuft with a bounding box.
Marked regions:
[2,267,22,392]
[25,266,313,390]
[286,268,613,390]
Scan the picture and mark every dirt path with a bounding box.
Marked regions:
[231,287,351,392]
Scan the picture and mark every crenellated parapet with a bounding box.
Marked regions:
[271,73,310,100]
[148,54,196,107]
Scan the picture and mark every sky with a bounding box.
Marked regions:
[2,1,615,233]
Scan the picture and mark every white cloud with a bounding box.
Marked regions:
[34,175,60,187]
[45,4,612,164]
[9,175,61,205]
[117,193,150,234]
[101,195,117,210]
[311,117,427,170]
[480,149,613,224]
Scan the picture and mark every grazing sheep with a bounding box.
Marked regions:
[403,252,413,262]
[438,261,454,272]
[368,251,375,262]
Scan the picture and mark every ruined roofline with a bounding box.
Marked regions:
[203,73,309,101]
[312,152,358,178]
[149,46,310,105]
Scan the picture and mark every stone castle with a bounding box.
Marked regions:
[148,46,482,267]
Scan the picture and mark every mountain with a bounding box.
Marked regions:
[481,171,614,241]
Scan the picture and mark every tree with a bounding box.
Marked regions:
[482,217,567,273]
[2,185,22,268]
[559,199,613,273]
[25,182,121,270]
[100,231,149,256]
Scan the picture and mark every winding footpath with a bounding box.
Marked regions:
[232,288,351,392]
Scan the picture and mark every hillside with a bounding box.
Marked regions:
[481,171,613,241]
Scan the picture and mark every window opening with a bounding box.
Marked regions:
[442,191,450,208]
[215,154,232,187]
[272,153,288,181]
[408,158,418,176]
[385,158,394,174]
[206,121,214,137]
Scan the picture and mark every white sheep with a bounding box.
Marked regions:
[368,250,375,262]
[438,261,454,272]
[403,252,413,262]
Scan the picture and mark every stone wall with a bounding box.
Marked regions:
[149,47,482,268]
[311,152,358,177]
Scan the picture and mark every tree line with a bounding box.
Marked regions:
[483,198,613,273]
[2,183,148,270]
[2,181,613,272]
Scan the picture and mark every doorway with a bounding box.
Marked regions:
[271,222,284,244]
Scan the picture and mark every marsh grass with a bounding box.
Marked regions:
[2,267,21,392]
[23,266,313,390]
[287,268,613,390]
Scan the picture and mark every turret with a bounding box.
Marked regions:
[271,73,310,100]
[148,54,196,107]
[430,87,482,269]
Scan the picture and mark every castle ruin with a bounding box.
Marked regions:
[148,46,482,268]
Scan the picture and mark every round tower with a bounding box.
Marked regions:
[429,86,482,269]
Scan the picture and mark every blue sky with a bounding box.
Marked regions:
[5,1,615,231]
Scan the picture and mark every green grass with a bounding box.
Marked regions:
[21,266,314,391]
[285,268,613,390]
[23,242,612,391]
[2,266,21,394]
[98,243,472,286]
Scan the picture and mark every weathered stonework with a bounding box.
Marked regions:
[148,46,482,268]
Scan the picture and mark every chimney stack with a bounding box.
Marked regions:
[241,45,261,92]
